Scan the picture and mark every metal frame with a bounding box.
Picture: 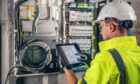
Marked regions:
[0,0,2,82]
[0,21,1,84]
[94,0,106,55]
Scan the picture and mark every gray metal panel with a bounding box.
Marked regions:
[24,76,43,84]
[0,0,2,82]
[131,0,140,45]
[0,17,1,84]
[1,0,10,84]
[48,74,58,84]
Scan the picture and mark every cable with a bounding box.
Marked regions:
[75,52,89,66]
[18,40,52,72]
[5,66,19,84]
[32,0,40,34]
[15,0,28,64]
[15,0,28,49]
[75,53,88,60]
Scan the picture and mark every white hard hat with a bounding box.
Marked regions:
[95,1,137,23]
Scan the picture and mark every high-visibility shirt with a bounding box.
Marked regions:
[78,36,140,84]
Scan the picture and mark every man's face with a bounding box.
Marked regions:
[99,20,111,40]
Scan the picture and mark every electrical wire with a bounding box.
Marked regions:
[75,53,88,60]
[75,53,89,66]
[15,0,28,50]
[22,50,52,72]
[18,40,52,72]
[32,0,40,34]
[15,0,28,64]
[5,66,19,84]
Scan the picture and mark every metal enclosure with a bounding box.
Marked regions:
[0,11,1,84]
[0,0,2,82]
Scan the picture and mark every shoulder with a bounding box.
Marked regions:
[94,51,113,62]
[90,50,117,71]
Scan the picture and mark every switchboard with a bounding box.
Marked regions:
[63,1,95,54]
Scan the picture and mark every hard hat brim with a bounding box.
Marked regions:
[94,19,101,23]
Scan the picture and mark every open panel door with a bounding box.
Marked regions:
[0,15,1,84]
[0,22,1,84]
[94,0,106,55]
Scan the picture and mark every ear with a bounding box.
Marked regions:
[109,22,117,33]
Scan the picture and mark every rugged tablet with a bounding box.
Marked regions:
[56,43,84,69]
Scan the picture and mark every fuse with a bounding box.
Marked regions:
[69,25,93,36]
[69,11,93,21]
[69,39,91,51]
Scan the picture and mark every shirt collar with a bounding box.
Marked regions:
[99,36,137,51]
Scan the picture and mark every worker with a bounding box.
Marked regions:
[63,1,140,84]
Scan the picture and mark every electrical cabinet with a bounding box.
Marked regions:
[14,0,97,78]
[14,0,62,77]
[63,1,95,55]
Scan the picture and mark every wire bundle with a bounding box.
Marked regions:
[18,40,52,72]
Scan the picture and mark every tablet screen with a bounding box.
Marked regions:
[61,45,81,64]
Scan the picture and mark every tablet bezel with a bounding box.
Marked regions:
[56,43,83,69]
